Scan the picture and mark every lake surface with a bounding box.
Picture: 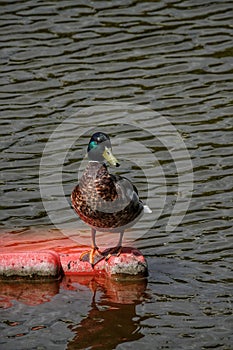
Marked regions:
[0,0,232,349]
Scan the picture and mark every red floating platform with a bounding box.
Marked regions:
[0,247,148,280]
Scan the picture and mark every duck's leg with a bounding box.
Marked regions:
[80,228,103,267]
[89,228,102,265]
[105,231,124,260]
[91,227,98,251]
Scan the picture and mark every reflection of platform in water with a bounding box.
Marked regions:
[0,273,148,310]
[0,280,60,309]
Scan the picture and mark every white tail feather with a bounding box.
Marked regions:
[143,205,152,214]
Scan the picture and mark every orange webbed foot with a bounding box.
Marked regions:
[80,247,104,267]
[103,246,122,261]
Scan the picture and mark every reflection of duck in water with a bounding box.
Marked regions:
[65,275,148,349]
[71,132,151,266]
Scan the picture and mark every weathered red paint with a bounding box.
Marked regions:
[0,251,62,279]
[0,247,147,279]
[60,247,148,277]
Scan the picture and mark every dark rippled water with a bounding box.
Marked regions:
[0,1,232,349]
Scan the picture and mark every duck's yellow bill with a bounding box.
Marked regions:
[103,147,120,167]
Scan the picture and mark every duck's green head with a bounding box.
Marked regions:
[87,132,120,167]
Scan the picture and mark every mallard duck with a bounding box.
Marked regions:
[71,132,151,267]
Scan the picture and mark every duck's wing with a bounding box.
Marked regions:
[111,174,152,214]
[111,174,141,205]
